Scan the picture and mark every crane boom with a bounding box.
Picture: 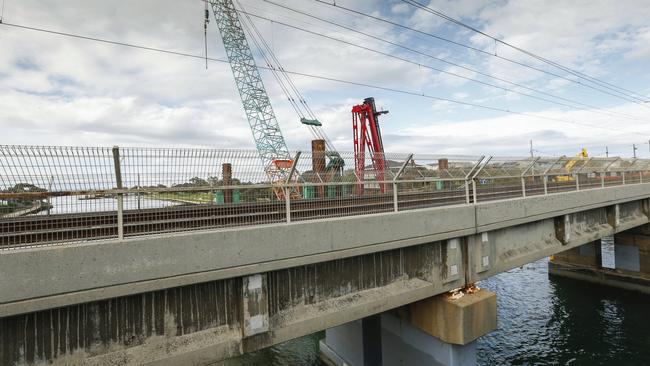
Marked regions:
[208,0,296,197]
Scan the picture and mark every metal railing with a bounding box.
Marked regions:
[1,145,648,249]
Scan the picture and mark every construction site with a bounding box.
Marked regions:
[1,1,650,366]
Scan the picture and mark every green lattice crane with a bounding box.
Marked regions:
[207,0,298,199]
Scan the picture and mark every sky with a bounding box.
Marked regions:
[0,0,650,157]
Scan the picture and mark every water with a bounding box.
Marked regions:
[478,258,650,365]
[37,195,178,215]
[218,250,650,365]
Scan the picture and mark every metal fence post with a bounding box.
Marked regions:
[464,156,485,205]
[542,156,565,196]
[472,179,478,204]
[284,152,301,223]
[470,156,491,204]
[285,186,291,223]
[520,157,539,198]
[622,171,626,185]
[575,174,580,190]
[112,146,124,240]
[641,170,644,184]
[601,173,605,188]
[393,154,413,212]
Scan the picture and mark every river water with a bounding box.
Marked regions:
[215,239,650,366]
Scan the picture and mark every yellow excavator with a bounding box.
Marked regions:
[555,148,588,182]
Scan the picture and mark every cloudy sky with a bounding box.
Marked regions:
[1,0,649,157]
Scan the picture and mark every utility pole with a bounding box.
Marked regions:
[633,144,638,158]
[605,146,609,157]
[529,140,533,158]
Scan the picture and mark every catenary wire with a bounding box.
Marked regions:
[312,0,650,108]
[401,0,648,101]
[0,20,643,135]
[261,0,647,122]
[240,9,649,121]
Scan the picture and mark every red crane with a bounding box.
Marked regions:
[352,97,389,195]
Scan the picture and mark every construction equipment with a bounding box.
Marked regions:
[207,0,299,200]
[352,97,389,194]
[555,148,588,182]
[207,0,344,198]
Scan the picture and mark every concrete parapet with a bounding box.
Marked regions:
[409,288,497,345]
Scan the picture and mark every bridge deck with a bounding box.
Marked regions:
[0,180,604,249]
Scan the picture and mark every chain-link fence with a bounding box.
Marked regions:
[2,145,649,249]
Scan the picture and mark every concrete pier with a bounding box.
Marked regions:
[549,228,650,293]
[320,289,496,366]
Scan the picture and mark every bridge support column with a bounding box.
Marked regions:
[549,231,650,293]
[320,289,496,366]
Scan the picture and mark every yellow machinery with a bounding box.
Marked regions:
[555,148,588,182]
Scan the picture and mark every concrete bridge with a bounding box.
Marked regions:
[1,145,649,365]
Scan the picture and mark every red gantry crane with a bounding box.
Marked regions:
[352,97,389,195]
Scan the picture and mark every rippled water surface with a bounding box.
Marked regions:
[217,251,650,365]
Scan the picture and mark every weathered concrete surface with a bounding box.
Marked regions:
[3,184,650,317]
[321,311,479,366]
[3,184,650,364]
[470,198,650,282]
[1,242,464,366]
[475,184,650,232]
[0,204,474,313]
[614,226,650,274]
[551,241,602,268]
[409,289,497,345]
[381,312,477,366]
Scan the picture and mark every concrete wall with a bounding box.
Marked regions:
[2,184,650,365]
[2,184,649,317]
[0,242,465,365]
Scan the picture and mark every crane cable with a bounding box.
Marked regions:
[236,1,338,155]
[203,0,209,69]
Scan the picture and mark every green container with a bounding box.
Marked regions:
[327,185,337,198]
[214,190,240,204]
[436,181,443,191]
[303,186,315,199]
[214,190,224,205]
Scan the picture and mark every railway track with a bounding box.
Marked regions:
[0,179,620,249]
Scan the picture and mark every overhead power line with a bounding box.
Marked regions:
[401,0,648,101]
[312,0,650,108]
[0,20,643,135]
[261,0,646,122]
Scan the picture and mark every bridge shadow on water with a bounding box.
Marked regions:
[478,258,650,366]
[211,257,650,366]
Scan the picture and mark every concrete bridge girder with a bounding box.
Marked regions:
[2,184,650,365]
[470,199,650,282]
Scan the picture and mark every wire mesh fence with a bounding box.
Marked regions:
[1,145,649,249]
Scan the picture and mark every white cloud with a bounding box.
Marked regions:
[0,0,649,159]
